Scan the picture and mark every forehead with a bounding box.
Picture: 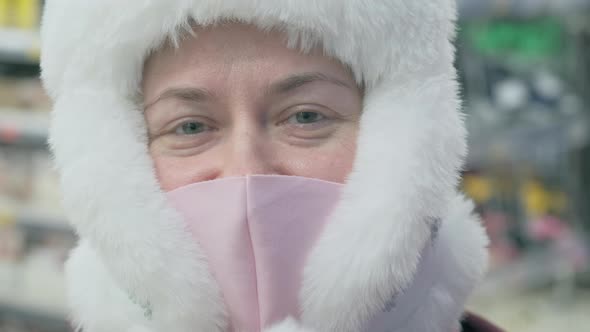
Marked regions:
[142,23,354,90]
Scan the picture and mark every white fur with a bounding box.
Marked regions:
[390,195,489,332]
[40,1,488,331]
[65,240,152,332]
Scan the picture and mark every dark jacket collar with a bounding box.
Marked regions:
[462,312,505,332]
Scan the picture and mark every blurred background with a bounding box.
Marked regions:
[0,0,589,331]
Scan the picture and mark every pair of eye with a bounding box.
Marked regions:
[175,111,325,135]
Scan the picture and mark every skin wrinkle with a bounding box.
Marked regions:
[142,23,363,191]
[143,72,354,111]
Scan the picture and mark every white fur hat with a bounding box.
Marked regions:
[40,1,488,331]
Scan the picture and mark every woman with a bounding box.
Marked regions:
[40,1,502,331]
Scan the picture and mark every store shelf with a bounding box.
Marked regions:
[0,299,70,332]
[465,111,590,171]
[0,29,39,65]
[15,209,73,236]
[473,249,563,299]
[458,0,590,19]
[0,109,49,149]
[0,127,47,148]
[0,251,71,330]
[1,206,72,236]
[468,288,590,332]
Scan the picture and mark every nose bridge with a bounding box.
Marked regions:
[223,115,272,177]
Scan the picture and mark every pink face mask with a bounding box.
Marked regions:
[167,175,442,332]
[166,175,343,332]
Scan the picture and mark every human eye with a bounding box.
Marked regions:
[174,120,210,135]
[286,111,327,125]
[274,105,345,143]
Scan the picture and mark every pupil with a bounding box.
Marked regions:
[297,112,317,123]
[183,122,200,133]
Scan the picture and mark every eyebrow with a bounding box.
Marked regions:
[269,72,354,95]
[143,87,214,110]
[144,71,355,110]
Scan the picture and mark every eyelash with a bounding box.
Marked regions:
[167,117,216,137]
[284,111,327,126]
[174,121,210,135]
[278,105,335,126]
[163,106,336,140]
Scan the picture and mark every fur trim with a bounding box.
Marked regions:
[40,1,487,331]
[390,195,489,332]
[65,240,152,332]
[50,90,227,332]
[41,0,457,97]
[300,74,466,332]
[65,195,488,332]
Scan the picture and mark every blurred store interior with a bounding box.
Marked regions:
[1,1,589,331]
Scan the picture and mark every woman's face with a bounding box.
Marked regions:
[143,24,362,191]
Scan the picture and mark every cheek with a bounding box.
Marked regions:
[279,135,357,183]
[148,125,359,188]
[150,146,221,191]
